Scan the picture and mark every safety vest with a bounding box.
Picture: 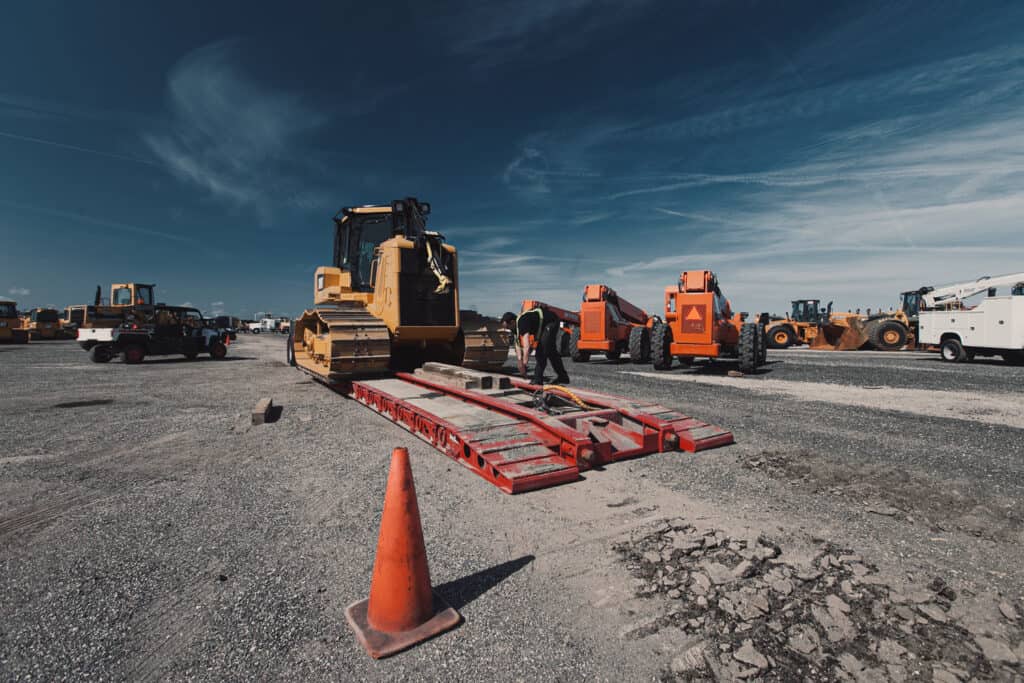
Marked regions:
[513,307,543,349]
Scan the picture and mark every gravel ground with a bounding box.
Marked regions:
[0,337,1021,681]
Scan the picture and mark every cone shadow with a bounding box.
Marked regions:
[434,555,535,610]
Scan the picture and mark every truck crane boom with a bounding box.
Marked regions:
[921,272,1024,308]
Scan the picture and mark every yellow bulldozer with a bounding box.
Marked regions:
[290,198,510,379]
[0,298,29,344]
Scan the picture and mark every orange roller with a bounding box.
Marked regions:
[345,447,461,658]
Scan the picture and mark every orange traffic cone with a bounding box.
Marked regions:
[345,447,461,658]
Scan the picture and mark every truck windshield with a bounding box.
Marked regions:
[0,303,16,317]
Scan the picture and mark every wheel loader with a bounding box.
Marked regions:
[22,308,63,340]
[0,299,28,344]
[290,198,510,379]
[766,299,909,351]
[650,270,767,372]
[69,283,158,331]
[569,284,653,363]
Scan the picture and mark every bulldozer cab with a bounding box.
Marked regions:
[110,283,154,307]
[790,299,831,324]
[332,199,435,293]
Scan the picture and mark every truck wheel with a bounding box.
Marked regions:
[89,344,113,363]
[871,321,908,351]
[253,329,260,335]
[756,324,768,366]
[628,326,650,363]
[738,323,757,373]
[569,326,589,362]
[286,332,296,366]
[767,325,794,349]
[650,322,672,370]
[209,341,228,360]
[605,350,621,361]
[121,344,146,364]
[1001,351,1024,365]
[556,328,571,357]
[939,338,967,362]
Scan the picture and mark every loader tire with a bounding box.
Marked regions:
[89,344,113,363]
[628,325,650,363]
[738,323,757,373]
[556,328,571,357]
[940,338,967,363]
[756,324,768,366]
[651,322,672,370]
[768,325,794,349]
[870,321,908,351]
[569,326,589,362]
[605,350,621,361]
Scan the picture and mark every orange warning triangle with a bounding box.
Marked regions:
[685,306,703,321]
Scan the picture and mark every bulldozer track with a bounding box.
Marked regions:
[0,490,110,540]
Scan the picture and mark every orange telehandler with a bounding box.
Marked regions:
[570,284,654,363]
[650,270,767,372]
[519,299,579,357]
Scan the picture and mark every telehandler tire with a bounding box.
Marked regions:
[628,326,650,363]
[556,328,571,357]
[89,344,113,363]
[756,324,768,366]
[768,325,794,349]
[651,322,672,370]
[569,326,589,362]
[738,323,757,373]
[870,321,908,351]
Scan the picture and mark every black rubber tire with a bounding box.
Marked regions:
[605,350,621,361]
[767,325,794,349]
[209,341,228,360]
[569,326,589,362]
[1001,351,1024,365]
[286,331,296,366]
[756,324,767,366]
[939,338,967,362]
[628,326,650,363]
[650,322,672,370]
[556,328,571,357]
[89,344,113,363]
[252,329,260,335]
[738,323,757,373]
[184,352,198,360]
[870,320,908,351]
[121,344,146,365]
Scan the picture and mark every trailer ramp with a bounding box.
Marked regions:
[316,363,733,494]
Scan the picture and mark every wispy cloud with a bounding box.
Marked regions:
[0,130,158,166]
[447,0,652,71]
[144,40,329,220]
[0,199,198,246]
[8,287,30,296]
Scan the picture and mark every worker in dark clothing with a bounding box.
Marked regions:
[500,308,570,386]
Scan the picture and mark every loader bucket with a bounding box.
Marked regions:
[809,318,868,351]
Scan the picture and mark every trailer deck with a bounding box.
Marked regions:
[309,363,733,493]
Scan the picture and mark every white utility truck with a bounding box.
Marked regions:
[916,273,1024,363]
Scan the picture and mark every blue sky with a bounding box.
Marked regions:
[2,0,1024,319]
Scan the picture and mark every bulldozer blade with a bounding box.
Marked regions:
[809,318,869,351]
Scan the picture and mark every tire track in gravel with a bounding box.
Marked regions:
[122,561,223,682]
[0,490,111,540]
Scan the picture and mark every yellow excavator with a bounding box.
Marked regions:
[290,198,509,379]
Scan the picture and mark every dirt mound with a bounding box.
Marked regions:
[614,519,1022,681]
